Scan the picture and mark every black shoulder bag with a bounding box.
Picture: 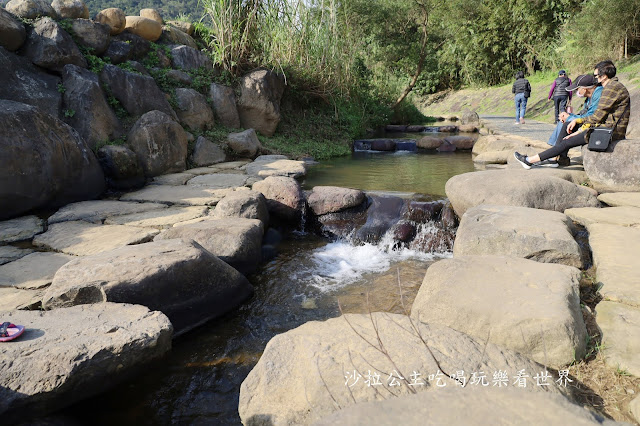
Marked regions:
[587,102,630,152]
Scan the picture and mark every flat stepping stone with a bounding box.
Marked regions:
[42,239,253,335]
[588,224,640,307]
[445,170,599,217]
[187,173,248,189]
[598,192,640,208]
[0,252,74,289]
[33,221,159,256]
[120,185,233,206]
[213,160,251,170]
[596,301,640,377]
[565,206,640,228]
[245,155,306,178]
[155,218,263,275]
[183,167,221,175]
[0,303,172,423]
[454,205,582,268]
[411,255,586,368]
[473,151,509,165]
[0,246,34,266]
[0,287,43,311]
[0,215,44,243]
[48,200,167,224]
[150,172,195,186]
[104,206,209,229]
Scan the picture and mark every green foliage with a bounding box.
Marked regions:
[85,53,110,74]
[102,84,128,119]
[117,62,143,75]
[63,109,75,118]
[57,83,66,94]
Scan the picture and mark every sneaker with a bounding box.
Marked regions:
[520,118,525,124]
[538,159,559,168]
[514,121,520,125]
[557,156,571,167]
[514,152,533,169]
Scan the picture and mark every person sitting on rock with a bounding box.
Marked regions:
[542,74,603,167]
[514,60,630,169]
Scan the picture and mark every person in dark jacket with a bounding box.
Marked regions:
[512,71,531,125]
[548,70,572,123]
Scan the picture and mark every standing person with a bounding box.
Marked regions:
[512,71,531,125]
[514,60,630,169]
[548,70,573,123]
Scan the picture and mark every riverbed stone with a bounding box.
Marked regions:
[5,0,56,19]
[0,287,42,310]
[565,206,640,228]
[209,83,241,128]
[445,170,600,217]
[154,218,263,274]
[0,215,45,243]
[95,8,126,35]
[0,246,34,266]
[22,17,87,73]
[588,223,640,307]
[245,155,306,178]
[33,221,159,256]
[0,303,172,423]
[471,135,519,155]
[582,140,640,192]
[417,136,442,149]
[354,195,404,244]
[104,206,209,229]
[598,192,640,208]
[454,205,582,268]
[596,301,640,377]
[191,136,226,167]
[473,151,510,165]
[411,256,586,368]
[307,186,366,216]
[315,386,619,426]
[49,200,167,224]
[0,8,26,51]
[0,252,74,289]
[237,69,285,136]
[238,313,566,426]
[252,176,305,222]
[42,239,253,334]
[227,129,262,158]
[444,135,475,150]
[213,191,269,224]
[149,172,192,186]
[120,185,233,206]
[187,173,248,189]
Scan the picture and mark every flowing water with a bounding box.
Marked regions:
[61,143,475,425]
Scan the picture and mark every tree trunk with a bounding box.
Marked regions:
[393,10,429,109]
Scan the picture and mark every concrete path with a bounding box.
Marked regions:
[480,115,557,144]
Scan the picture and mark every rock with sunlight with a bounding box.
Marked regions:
[410,256,587,368]
[581,140,640,192]
[239,313,569,426]
[306,186,366,216]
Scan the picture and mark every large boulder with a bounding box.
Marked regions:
[112,33,151,60]
[307,186,366,216]
[70,19,111,55]
[0,46,61,117]
[95,8,126,35]
[411,256,586,368]
[237,69,285,136]
[239,313,567,426]
[160,24,197,49]
[166,20,193,35]
[213,191,269,224]
[51,0,88,19]
[124,16,162,41]
[316,386,619,426]
[97,145,146,190]
[0,303,172,423]
[0,100,105,220]
[139,8,162,23]
[155,218,263,274]
[354,195,404,244]
[444,135,476,150]
[227,128,262,158]
[0,8,26,51]
[209,83,241,128]
[41,239,253,334]
[61,65,122,150]
[170,45,214,71]
[21,17,87,72]
[454,205,582,268]
[461,109,480,124]
[582,140,640,192]
[100,64,175,118]
[102,39,131,64]
[445,170,600,217]
[252,176,305,222]
[127,110,188,177]
[472,135,519,155]
[190,136,226,167]
[5,0,56,19]
[417,135,443,150]
[174,88,215,131]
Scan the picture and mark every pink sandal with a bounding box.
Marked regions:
[0,322,25,342]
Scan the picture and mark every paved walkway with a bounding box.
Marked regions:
[480,115,557,144]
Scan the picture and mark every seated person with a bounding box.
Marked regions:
[542,74,603,167]
[514,60,630,169]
